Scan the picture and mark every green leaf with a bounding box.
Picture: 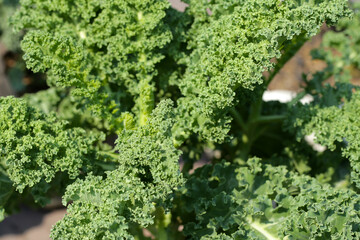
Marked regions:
[178,159,360,239]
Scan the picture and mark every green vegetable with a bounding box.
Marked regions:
[1,0,359,239]
[178,159,360,239]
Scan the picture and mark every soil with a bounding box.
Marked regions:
[0,43,13,97]
[0,209,66,240]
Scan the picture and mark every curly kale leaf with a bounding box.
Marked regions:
[179,159,360,239]
[173,0,351,143]
[51,100,184,239]
[23,88,112,133]
[287,90,360,190]
[0,96,103,193]
[12,0,172,126]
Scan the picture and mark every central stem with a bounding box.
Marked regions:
[138,77,155,126]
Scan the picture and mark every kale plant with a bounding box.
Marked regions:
[1,0,359,239]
